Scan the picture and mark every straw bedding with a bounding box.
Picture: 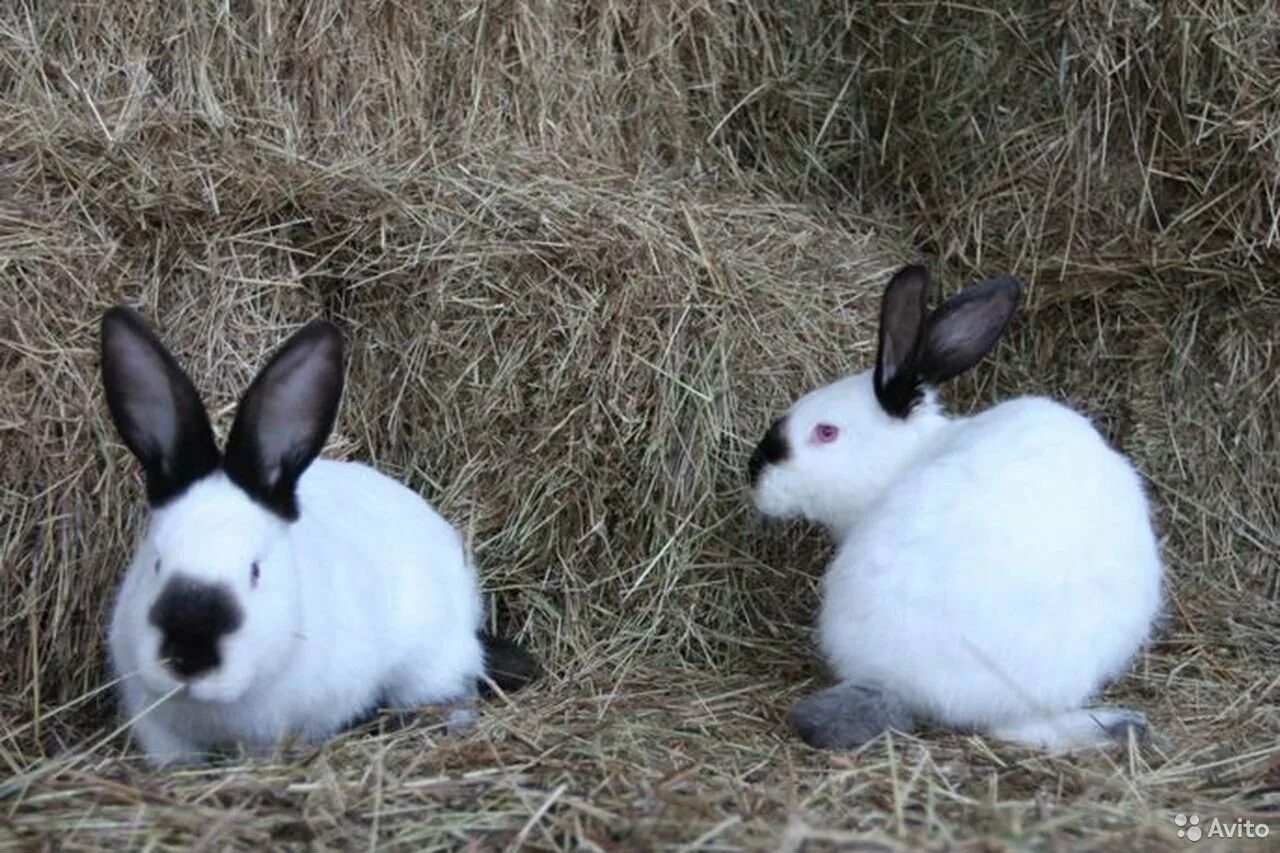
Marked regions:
[1,1,1276,850]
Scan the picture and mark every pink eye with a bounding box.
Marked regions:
[250,562,261,588]
[813,423,839,444]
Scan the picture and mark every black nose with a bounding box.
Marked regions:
[748,417,790,486]
[148,575,242,679]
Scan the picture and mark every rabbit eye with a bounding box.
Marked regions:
[250,562,261,588]
[154,559,161,575]
[813,423,839,444]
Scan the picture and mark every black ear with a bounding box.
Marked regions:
[873,265,932,417]
[915,275,1024,385]
[223,320,344,521]
[100,307,221,506]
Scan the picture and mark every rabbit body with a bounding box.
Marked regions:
[99,308,536,767]
[750,267,1164,751]
[110,461,484,763]
[817,392,1161,737]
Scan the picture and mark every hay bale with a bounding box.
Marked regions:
[0,123,907,713]
[0,0,1277,849]
[710,2,1280,284]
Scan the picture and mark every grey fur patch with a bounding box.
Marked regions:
[789,682,915,749]
[445,704,478,735]
[1101,710,1150,745]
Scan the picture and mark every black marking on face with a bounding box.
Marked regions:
[148,574,243,679]
[748,417,790,485]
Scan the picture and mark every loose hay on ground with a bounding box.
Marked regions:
[0,1,1277,850]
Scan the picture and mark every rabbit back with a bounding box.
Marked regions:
[818,396,1162,728]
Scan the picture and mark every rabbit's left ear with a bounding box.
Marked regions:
[223,320,344,520]
[100,307,221,506]
[914,275,1024,385]
[873,265,931,417]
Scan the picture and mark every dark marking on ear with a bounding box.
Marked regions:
[223,320,345,521]
[915,275,1025,385]
[100,307,221,506]
[149,575,243,679]
[873,265,931,418]
[748,417,789,485]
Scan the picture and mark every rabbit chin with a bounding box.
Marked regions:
[187,670,253,704]
[137,654,253,704]
[754,471,865,541]
[752,470,802,521]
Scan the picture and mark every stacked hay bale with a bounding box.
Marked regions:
[0,3,1275,845]
[0,3,915,729]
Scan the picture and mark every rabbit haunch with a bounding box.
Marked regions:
[100,308,538,767]
[749,265,1163,753]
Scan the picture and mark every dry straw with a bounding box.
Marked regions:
[1,1,1276,850]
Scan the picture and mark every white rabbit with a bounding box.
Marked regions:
[748,265,1163,752]
[100,308,539,767]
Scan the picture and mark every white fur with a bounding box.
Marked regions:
[109,460,484,766]
[754,370,1163,751]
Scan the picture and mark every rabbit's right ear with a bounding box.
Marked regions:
[223,320,344,521]
[873,265,932,417]
[914,275,1024,385]
[100,307,221,506]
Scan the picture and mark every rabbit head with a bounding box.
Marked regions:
[748,265,1024,538]
[101,308,343,704]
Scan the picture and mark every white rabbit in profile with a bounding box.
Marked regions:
[101,308,538,766]
[748,265,1162,752]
